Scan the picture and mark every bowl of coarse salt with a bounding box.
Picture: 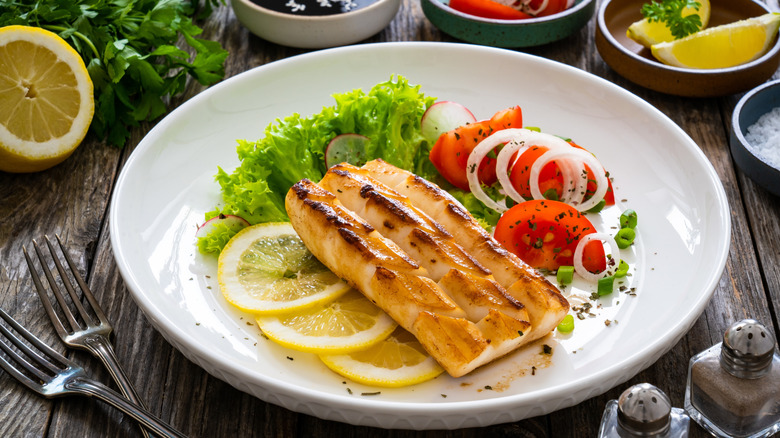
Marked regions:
[731,79,780,197]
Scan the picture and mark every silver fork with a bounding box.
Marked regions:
[0,306,186,437]
[23,235,153,438]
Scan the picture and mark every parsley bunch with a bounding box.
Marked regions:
[0,0,228,146]
[641,0,702,39]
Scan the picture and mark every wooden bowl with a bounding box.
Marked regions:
[731,80,780,197]
[421,0,596,48]
[595,0,780,97]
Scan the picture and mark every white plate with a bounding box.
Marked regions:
[110,42,730,430]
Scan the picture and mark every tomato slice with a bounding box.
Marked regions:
[429,105,523,191]
[494,199,606,272]
[449,0,532,19]
[570,141,615,205]
[508,141,615,206]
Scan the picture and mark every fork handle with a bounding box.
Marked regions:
[84,335,153,438]
[84,336,147,407]
[67,376,188,438]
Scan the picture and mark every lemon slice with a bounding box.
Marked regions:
[651,13,780,69]
[256,289,397,354]
[218,222,350,314]
[319,327,444,388]
[627,0,711,48]
[0,25,94,173]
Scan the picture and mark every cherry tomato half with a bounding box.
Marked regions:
[429,106,523,191]
[508,141,615,206]
[494,199,606,272]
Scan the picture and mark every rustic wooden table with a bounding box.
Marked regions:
[2,0,780,436]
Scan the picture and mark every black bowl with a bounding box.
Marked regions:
[730,80,780,197]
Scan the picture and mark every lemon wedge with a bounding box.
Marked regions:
[627,0,711,48]
[651,13,780,69]
[319,327,444,388]
[0,25,94,173]
[218,222,350,314]
[256,288,397,354]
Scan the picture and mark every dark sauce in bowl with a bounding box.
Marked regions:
[251,0,379,15]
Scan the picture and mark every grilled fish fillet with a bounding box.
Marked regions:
[286,179,532,377]
[319,164,489,281]
[319,163,529,323]
[360,159,569,343]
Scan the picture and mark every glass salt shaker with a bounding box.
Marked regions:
[598,383,690,437]
[684,319,780,438]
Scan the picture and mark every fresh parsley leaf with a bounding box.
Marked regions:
[641,0,703,39]
[0,0,228,147]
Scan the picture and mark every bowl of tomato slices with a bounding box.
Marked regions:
[420,0,596,48]
[595,0,780,97]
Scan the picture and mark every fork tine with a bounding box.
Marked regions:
[0,352,44,394]
[0,308,66,378]
[51,234,108,323]
[42,235,97,326]
[0,326,53,383]
[29,239,83,332]
[23,246,70,340]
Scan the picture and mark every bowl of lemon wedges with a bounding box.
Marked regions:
[595,0,780,97]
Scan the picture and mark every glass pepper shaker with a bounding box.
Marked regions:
[598,383,690,437]
[684,319,780,438]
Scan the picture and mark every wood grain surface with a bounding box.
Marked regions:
[1,0,779,436]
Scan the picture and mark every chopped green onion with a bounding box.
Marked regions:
[525,126,541,132]
[557,265,575,284]
[615,228,636,249]
[598,275,615,296]
[620,209,638,229]
[615,260,629,277]
[557,314,575,333]
[586,198,607,213]
[543,188,559,201]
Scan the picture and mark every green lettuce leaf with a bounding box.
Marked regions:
[199,75,437,253]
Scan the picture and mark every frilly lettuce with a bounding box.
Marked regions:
[199,75,499,254]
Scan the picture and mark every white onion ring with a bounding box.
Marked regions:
[466,129,531,213]
[495,129,571,204]
[573,232,620,282]
[466,127,609,213]
[522,0,549,15]
[529,147,609,211]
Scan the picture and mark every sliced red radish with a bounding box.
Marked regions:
[421,101,477,144]
[324,133,369,168]
[195,214,250,239]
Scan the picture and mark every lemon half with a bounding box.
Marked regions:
[218,222,350,314]
[651,13,780,69]
[0,25,94,173]
[319,327,444,388]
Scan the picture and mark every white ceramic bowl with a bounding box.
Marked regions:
[231,0,401,48]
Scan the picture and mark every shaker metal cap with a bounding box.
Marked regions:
[617,383,671,436]
[721,318,776,378]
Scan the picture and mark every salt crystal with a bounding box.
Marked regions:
[744,107,780,170]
